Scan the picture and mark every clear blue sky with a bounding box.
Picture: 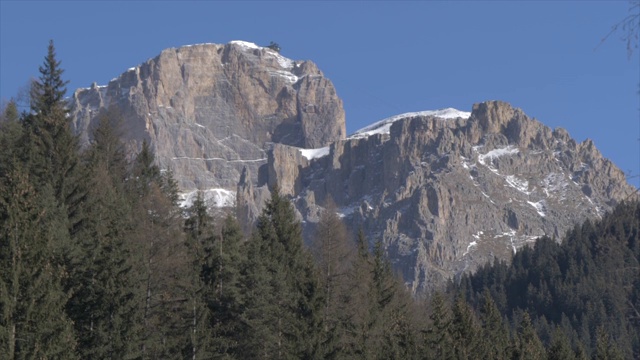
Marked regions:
[2,1,639,186]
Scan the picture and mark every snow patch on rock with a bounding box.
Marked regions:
[349,108,471,138]
[299,146,330,160]
[179,188,236,209]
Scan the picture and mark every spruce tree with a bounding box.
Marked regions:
[513,311,546,360]
[0,166,77,359]
[339,229,375,358]
[423,291,455,360]
[547,327,574,360]
[311,200,353,357]
[478,290,510,360]
[183,193,215,359]
[24,40,83,229]
[65,117,142,359]
[239,187,323,359]
[372,241,418,359]
[127,144,192,358]
[450,294,480,359]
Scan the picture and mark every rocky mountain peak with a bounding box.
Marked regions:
[69,43,635,295]
[71,41,346,207]
[245,100,637,294]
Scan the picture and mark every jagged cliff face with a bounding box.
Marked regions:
[70,41,345,206]
[246,101,636,294]
[70,43,635,294]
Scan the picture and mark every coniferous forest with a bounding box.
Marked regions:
[1,41,639,359]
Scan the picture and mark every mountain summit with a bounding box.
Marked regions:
[71,41,345,207]
[70,42,635,293]
[247,100,636,293]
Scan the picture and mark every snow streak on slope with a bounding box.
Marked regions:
[299,146,330,160]
[179,188,236,209]
[349,108,471,139]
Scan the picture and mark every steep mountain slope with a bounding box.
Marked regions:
[70,41,345,207]
[245,101,636,294]
[69,42,635,294]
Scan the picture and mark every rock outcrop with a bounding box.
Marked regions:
[244,101,636,294]
[70,41,346,205]
[69,43,636,295]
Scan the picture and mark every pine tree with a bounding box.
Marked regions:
[65,117,142,359]
[206,214,246,359]
[340,229,375,358]
[24,40,84,229]
[311,200,353,357]
[183,193,215,359]
[450,294,480,359]
[0,166,77,359]
[594,326,624,360]
[239,187,323,359]
[513,311,546,360]
[372,241,418,359]
[126,144,192,358]
[423,291,455,360]
[0,101,23,179]
[30,40,68,118]
[547,327,574,360]
[478,290,510,360]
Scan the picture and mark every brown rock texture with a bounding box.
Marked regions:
[246,101,637,294]
[70,41,345,195]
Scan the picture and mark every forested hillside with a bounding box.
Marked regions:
[1,41,638,360]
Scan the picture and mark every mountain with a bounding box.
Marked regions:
[70,41,345,208]
[243,100,636,294]
[70,42,636,294]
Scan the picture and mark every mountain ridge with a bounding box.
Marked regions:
[69,41,636,293]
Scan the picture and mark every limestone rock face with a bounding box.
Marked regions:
[70,41,346,198]
[70,44,635,295]
[247,101,636,294]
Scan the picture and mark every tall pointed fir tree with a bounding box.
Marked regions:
[23,40,84,233]
[423,291,455,359]
[203,214,246,358]
[65,113,142,359]
[239,187,323,359]
[450,294,480,359]
[340,229,375,359]
[128,142,192,358]
[371,241,418,359]
[183,192,216,359]
[0,165,77,359]
[311,200,353,357]
[477,289,511,360]
[513,311,546,360]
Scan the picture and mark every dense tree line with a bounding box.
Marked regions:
[1,41,639,359]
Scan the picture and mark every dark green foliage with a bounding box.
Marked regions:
[135,184,190,358]
[0,167,77,359]
[4,39,640,359]
[30,40,68,117]
[23,40,83,224]
[311,201,353,358]
[1,99,20,123]
[423,291,455,359]
[450,295,480,359]
[513,311,546,360]
[458,201,640,358]
[65,115,142,359]
[547,327,574,360]
[267,41,281,53]
[239,187,323,359]
[478,290,511,359]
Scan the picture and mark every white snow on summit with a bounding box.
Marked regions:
[349,108,471,139]
[229,40,261,50]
